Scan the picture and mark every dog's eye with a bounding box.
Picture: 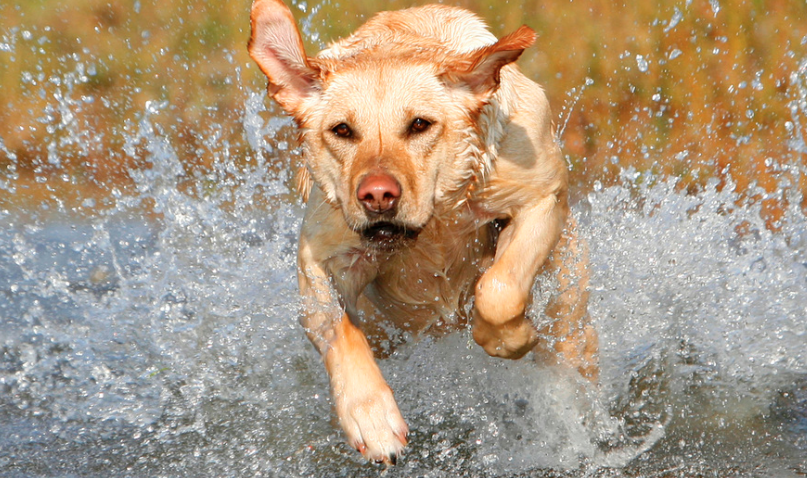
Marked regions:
[409,118,432,134]
[332,123,353,138]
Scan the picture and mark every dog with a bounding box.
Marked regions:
[248,0,598,465]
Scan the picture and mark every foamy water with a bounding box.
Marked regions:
[1,8,807,478]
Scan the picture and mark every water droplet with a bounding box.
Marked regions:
[664,8,683,32]
[636,55,649,72]
[709,0,721,16]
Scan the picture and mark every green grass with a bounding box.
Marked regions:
[1,0,805,227]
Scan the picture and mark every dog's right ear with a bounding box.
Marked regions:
[443,25,537,101]
[249,0,319,114]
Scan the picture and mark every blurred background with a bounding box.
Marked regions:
[2,0,805,226]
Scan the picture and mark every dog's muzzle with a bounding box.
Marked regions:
[360,221,420,251]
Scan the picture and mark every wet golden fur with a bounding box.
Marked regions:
[249,0,597,465]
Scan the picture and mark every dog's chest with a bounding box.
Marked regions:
[365,212,496,332]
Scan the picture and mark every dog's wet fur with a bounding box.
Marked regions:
[249,0,598,464]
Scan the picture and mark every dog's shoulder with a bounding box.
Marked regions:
[319,5,497,60]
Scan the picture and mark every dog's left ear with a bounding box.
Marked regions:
[248,0,320,114]
[445,25,537,98]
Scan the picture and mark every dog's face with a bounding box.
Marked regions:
[300,57,479,249]
[249,0,535,249]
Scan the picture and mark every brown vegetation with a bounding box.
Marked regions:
[1,0,805,227]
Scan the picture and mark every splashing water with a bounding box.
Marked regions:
[1,4,807,478]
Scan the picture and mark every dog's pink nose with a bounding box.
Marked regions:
[357,173,401,214]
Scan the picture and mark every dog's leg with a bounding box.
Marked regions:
[323,312,408,462]
[535,220,599,381]
[297,191,408,464]
[472,193,566,359]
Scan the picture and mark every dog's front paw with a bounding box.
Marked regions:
[472,308,538,359]
[323,316,409,464]
[472,273,538,359]
[334,383,408,464]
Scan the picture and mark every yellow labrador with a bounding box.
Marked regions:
[249,0,597,464]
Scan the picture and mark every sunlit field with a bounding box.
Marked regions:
[2,0,805,226]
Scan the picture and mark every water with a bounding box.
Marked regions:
[2,3,807,477]
[6,161,807,478]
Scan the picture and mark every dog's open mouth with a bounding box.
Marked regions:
[360,222,420,250]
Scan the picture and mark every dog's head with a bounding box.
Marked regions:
[249,0,535,250]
